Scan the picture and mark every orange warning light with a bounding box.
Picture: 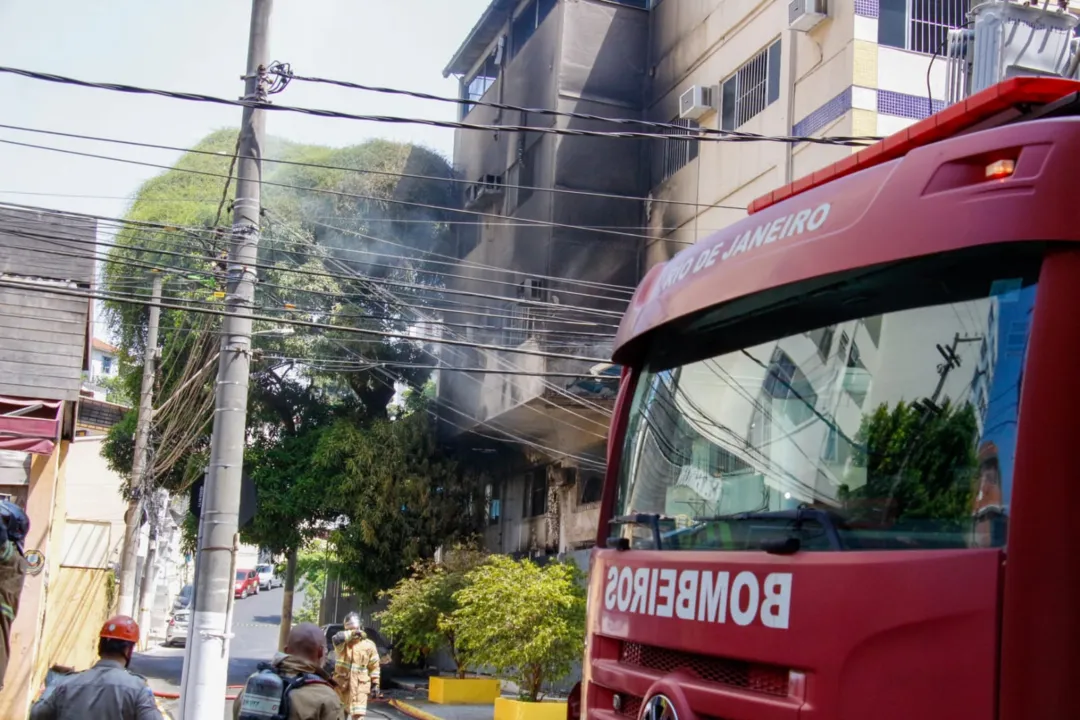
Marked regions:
[985,159,1016,180]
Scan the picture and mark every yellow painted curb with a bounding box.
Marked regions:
[430,677,501,704]
[390,699,446,720]
[494,697,567,720]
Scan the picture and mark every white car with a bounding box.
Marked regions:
[166,610,188,647]
[256,564,282,590]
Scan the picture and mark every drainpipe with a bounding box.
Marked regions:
[784,28,799,184]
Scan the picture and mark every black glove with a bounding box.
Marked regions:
[371,684,381,699]
[0,501,28,553]
[332,631,347,646]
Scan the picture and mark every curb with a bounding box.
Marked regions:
[390,699,446,720]
[152,686,244,701]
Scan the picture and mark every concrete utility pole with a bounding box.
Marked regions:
[136,488,168,649]
[117,271,163,618]
[181,1,270,716]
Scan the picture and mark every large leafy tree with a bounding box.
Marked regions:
[452,556,587,702]
[101,129,484,624]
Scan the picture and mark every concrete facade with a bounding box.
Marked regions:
[438,0,979,553]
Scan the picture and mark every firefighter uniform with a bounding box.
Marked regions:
[28,659,162,719]
[332,630,380,719]
[0,520,27,688]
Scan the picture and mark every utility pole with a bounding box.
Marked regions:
[136,488,168,649]
[181,1,270,716]
[117,271,163,618]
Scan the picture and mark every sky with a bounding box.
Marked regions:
[0,0,490,340]
[0,0,490,220]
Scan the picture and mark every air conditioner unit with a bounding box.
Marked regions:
[678,85,717,121]
[789,0,827,32]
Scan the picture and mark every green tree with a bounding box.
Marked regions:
[376,544,487,677]
[842,399,978,531]
[314,403,486,601]
[452,556,586,702]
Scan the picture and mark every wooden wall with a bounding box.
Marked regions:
[0,206,96,403]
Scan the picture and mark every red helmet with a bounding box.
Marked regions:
[100,615,140,644]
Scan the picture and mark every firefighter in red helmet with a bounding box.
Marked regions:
[30,615,163,719]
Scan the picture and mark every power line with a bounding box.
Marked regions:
[0,122,734,211]
[261,355,611,378]
[1,231,623,335]
[0,214,627,317]
[0,135,671,244]
[1,223,625,332]
[273,64,882,147]
[0,278,612,363]
[0,64,874,145]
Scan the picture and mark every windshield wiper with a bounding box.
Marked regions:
[688,508,846,554]
[608,513,673,551]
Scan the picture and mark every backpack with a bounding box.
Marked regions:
[237,662,333,720]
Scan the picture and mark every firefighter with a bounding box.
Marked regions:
[233,622,341,720]
[0,499,29,689]
[331,613,381,719]
[29,615,163,719]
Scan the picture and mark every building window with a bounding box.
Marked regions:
[720,39,782,131]
[808,326,835,362]
[461,43,502,117]
[101,355,113,375]
[510,0,557,60]
[879,0,969,55]
[579,469,603,505]
[486,482,502,526]
[655,119,699,187]
[763,348,817,425]
[525,468,548,517]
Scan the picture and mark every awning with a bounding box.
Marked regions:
[0,396,63,455]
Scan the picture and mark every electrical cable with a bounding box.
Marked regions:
[0,279,612,362]
[0,215,628,317]
[0,64,878,146]
[2,225,625,333]
[0,122,734,211]
[271,63,882,146]
[0,136,672,244]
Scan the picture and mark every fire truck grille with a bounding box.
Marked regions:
[617,694,642,718]
[619,642,789,697]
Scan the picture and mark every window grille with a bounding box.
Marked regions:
[720,40,782,131]
[879,0,970,55]
[655,119,699,186]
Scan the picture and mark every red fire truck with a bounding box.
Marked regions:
[573,77,1080,720]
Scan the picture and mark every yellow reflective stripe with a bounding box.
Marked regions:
[0,542,12,563]
[0,602,14,621]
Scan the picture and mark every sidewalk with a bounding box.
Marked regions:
[387,678,495,720]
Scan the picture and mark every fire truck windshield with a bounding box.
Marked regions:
[614,279,1037,553]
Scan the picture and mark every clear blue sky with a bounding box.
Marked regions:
[0,0,490,222]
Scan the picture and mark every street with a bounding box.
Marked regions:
[130,585,302,718]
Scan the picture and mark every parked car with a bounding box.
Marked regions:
[234,569,259,599]
[166,609,189,647]
[256,564,282,590]
[172,584,193,612]
[320,624,394,678]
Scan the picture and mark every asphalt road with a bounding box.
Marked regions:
[130,584,302,718]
